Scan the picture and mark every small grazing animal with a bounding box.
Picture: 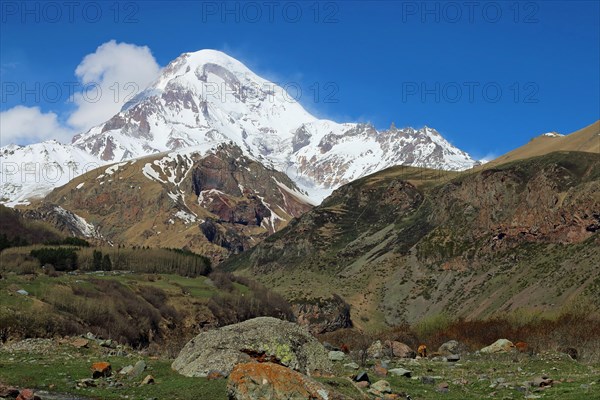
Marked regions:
[417,344,427,358]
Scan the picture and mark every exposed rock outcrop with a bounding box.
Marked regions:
[291,295,352,335]
[172,317,332,377]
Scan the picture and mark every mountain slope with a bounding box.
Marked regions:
[1,50,476,206]
[33,143,312,263]
[0,141,101,206]
[484,120,599,168]
[223,151,600,328]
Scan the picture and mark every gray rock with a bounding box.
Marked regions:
[421,376,436,385]
[389,368,412,377]
[100,339,116,349]
[344,362,359,370]
[119,365,134,375]
[172,317,332,377]
[438,340,460,356]
[129,360,146,378]
[480,339,515,354]
[367,340,384,359]
[323,342,338,351]
[370,380,391,394]
[328,351,346,361]
[447,354,460,362]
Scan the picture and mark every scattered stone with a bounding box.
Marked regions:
[0,384,20,397]
[344,362,359,370]
[367,340,384,359]
[446,354,460,362]
[16,389,41,400]
[437,382,449,393]
[356,381,370,389]
[85,332,96,340]
[77,378,97,388]
[386,341,416,358]
[389,368,412,378]
[226,362,347,400]
[129,360,147,378]
[99,339,116,349]
[323,342,338,351]
[91,361,111,379]
[370,380,391,394]
[373,364,388,377]
[328,350,346,361]
[421,376,436,385]
[119,365,134,375]
[354,371,370,383]
[531,377,553,387]
[172,317,332,377]
[71,338,89,349]
[480,339,515,354]
[140,375,155,385]
[438,340,459,356]
[16,289,29,296]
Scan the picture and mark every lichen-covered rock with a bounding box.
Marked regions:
[227,362,349,400]
[172,317,332,377]
[386,340,416,358]
[438,340,460,356]
[480,339,515,354]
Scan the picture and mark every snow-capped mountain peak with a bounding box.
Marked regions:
[2,49,477,206]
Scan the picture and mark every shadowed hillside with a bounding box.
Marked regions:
[224,151,600,329]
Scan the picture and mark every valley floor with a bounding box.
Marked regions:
[1,337,598,400]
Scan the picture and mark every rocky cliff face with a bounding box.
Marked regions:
[224,152,600,326]
[291,295,353,335]
[35,143,311,263]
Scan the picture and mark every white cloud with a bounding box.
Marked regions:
[68,40,161,131]
[479,153,498,163]
[0,41,161,146]
[0,106,74,146]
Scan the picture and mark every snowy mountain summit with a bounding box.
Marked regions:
[1,49,477,206]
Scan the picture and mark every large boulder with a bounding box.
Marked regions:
[480,339,515,354]
[227,362,349,400]
[385,340,416,358]
[438,340,460,356]
[172,317,332,377]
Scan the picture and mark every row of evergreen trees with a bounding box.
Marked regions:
[0,234,29,252]
[92,250,112,271]
[25,245,211,278]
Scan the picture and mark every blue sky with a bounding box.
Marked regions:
[1,0,599,159]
